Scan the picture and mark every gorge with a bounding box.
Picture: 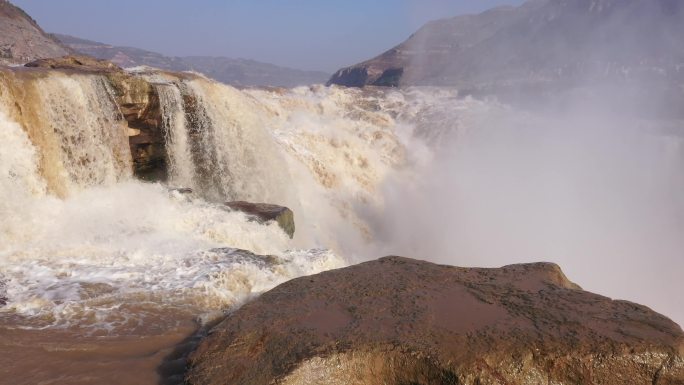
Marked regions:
[1,0,684,384]
[2,54,683,384]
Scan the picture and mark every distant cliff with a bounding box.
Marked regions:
[328,0,684,90]
[55,34,329,88]
[0,0,70,64]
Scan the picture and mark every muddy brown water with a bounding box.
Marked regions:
[0,311,205,385]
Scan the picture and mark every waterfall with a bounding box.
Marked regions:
[184,78,294,204]
[0,68,412,252]
[0,69,372,330]
[1,67,682,329]
[0,107,47,245]
[155,82,196,189]
[32,74,131,192]
[0,70,131,196]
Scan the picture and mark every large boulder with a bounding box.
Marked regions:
[187,257,683,385]
[225,201,295,239]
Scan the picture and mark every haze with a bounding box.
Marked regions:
[11,0,523,72]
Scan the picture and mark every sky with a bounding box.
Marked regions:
[12,0,524,72]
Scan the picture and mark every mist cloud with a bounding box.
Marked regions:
[362,90,684,327]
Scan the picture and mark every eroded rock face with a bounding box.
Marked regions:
[106,70,168,180]
[187,257,684,385]
[225,201,295,239]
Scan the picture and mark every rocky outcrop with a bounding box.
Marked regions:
[207,247,281,268]
[0,1,169,179]
[187,257,684,385]
[328,0,684,90]
[18,55,174,180]
[25,55,121,73]
[106,70,168,180]
[226,201,295,238]
[54,34,330,87]
[0,0,70,65]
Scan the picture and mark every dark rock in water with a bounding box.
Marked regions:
[0,279,6,307]
[77,282,116,300]
[205,248,282,268]
[25,55,121,73]
[170,187,194,195]
[225,201,295,239]
[187,257,684,385]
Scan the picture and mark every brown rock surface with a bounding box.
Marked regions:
[0,0,70,64]
[225,201,295,238]
[106,70,168,180]
[187,257,684,385]
[24,55,121,73]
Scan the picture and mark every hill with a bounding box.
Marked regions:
[55,34,329,87]
[329,0,684,91]
[0,0,70,64]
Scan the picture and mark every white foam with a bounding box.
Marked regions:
[0,181,345,329]
[3,70,681,330]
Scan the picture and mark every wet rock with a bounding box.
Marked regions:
[77,282,116,300]
[225,201,295,239]
[169,187,194,195]
[205,248,282,268]
[25,55,121,73]
[187,257,684,385]
[105,71,168,181]
[0,279,6,306]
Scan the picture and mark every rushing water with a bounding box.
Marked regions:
[0,68,682,384]
[0,68,464,384]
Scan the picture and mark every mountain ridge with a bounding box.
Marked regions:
[328,0,684,90]
[0,0,71,64]
[55,34,329,88]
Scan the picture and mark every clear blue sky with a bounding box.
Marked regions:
[12,0,524,72]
